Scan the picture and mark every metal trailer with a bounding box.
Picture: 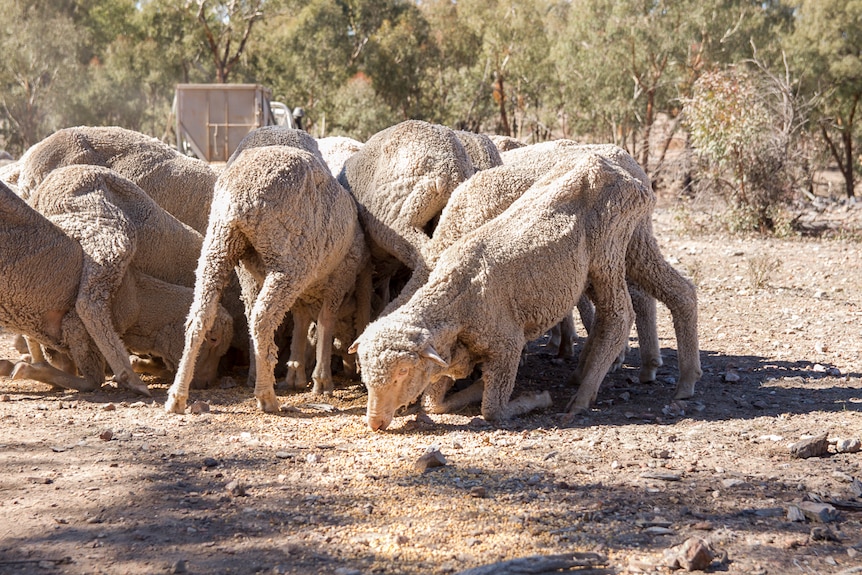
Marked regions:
[173,83,296,163]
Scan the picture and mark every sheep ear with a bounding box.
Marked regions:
[420,345,448,368]
[347,340,360,355]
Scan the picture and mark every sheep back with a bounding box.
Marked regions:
[454,130,503,171]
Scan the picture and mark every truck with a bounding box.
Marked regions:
[173,83,297,163]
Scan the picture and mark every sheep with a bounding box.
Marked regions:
[222,126,371,392]
[0,181,231,394]
[488,134,526,153]
[316,136,364,176]
[0,160,21,195]
[454,130,503,171]
[17,126,218,234]
[165,145,364,414]
[338,120,474,273]
[501,141,702,397]
[349,151,655,430]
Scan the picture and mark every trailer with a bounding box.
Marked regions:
[173,84,296,163]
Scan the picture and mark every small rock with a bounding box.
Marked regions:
[99,430,113,441]
[851,478,862,498]
[692,521,714,531]
[667,537,715,571]
[790,433,829,459]
[306,453,321,464]
[102,403,116,411]
[202,457,219,468]
[225,480,247,497]
[835,438,861,454]
[275,451,294,460]
[798,501,839,523]
[415,449,447,472]
[787,505,806,522]
[189,401,210,415]
[0,394,10,402]
[27,476,53,484]
[645,526,675,535]
[810,526,840,542]
[469,486,487,498]
[640,471,681,482]
[815,342,827,353]
[170,559,188,574]
[724,371,740,383]
[334,569,361,575]
[129,401,147,408]
[721,478,745,489]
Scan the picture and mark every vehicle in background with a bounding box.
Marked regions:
[173,84,298,163]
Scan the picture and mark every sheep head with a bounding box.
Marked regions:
[349,323,448,432]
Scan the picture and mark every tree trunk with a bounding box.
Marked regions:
[496,73,510,137]
[843,128,854,198]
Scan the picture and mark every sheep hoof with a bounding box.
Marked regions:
[311,380,334,395]
[164,394,187,414]
[674,383,696,400]
[256,393,280,413]
[0,359,14,377]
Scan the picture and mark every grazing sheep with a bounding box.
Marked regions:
[349,152,654,430]
[17,126,218,234]
[317,136,364,176]
[502,141,702,397]
[165,145,363,414]
[339,120,474,272]
[454,131,503,171]
[0,182,231,394]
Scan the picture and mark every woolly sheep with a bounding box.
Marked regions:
[338,120,474,272]
[501,140,702,397]
[349,152,654,430]
[165,145,364,414]
[0,182,231,394]
[17,126,218,234]
[454,130,503,171]
[317,136,364,176]
[222,126,371,392]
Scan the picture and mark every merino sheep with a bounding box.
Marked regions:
[225,125,322,167]
[165,145,363,414]
[339,120,474,272]
[0,182,231,394]
[17,126,218,234]
[454,131,503,171]
[501,141,702,397]
[317,136,364,177]
[349,152,655,430]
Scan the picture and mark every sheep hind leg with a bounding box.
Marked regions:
[424,377,483,414]
[630,282,662,382]
[11,361,96,392]
[249,271,305,413]
[566,268,634,417]
[74,272,150,397]
[626,230,701,399]
[482,346,551,422]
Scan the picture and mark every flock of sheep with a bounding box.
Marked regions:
[0,120,702,430]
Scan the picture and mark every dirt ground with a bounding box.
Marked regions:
[2,200,862,575]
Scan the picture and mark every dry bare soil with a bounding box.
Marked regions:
[2,204,862,575]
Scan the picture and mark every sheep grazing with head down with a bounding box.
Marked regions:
[350,151,655,431]
[339,120,474,273]
[0,181,231,394]
[17,126,218,234]
[26,164,232,390]
[501,141,702,398]
[165,144,363,414]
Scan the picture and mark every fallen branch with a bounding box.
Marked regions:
[453,552,610,575]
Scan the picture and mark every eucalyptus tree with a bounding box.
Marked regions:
[789,0,862,198]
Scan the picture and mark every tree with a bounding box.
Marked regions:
[191,0,267,83]
[0,0,85,153]
[789,0,862,198]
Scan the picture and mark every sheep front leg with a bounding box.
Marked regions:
[167,223,242,413]
[249,271,302,413]
[481,345,551,421]
[285,306,311,392]
[311,304,337,395]
[566,268,634,416]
